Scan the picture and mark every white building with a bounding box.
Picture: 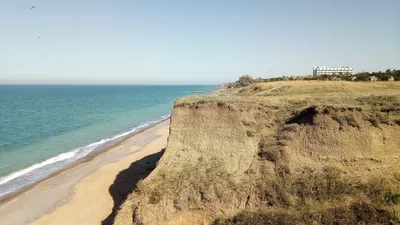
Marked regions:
[313,66,353,76]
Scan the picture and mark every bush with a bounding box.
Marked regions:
[332,115,347,126]
[258,148,280,162]
[369,117,380,128]
[246,130,256,137]
[293,167,354,202]
[354,69,400,81]
[383,191,400,204]
[217,101,226,107]
[227,75,258,88]
[344,115,360,128]
[258,136,288,163]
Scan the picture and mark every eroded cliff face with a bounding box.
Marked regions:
[115,82,400,225]
[114,100,262,225]
[158,102,259,176]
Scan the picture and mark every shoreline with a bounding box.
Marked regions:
[0,119,170,225]
[0,116,170,203]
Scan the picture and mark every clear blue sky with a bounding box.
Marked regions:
[0,0,399,84]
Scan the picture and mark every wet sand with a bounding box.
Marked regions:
[0,120,170,225]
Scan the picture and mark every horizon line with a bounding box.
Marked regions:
[0,83,219,86]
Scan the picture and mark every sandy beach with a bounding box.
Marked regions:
[0,120,170,225]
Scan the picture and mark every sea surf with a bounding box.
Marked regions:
[0,85,214,199]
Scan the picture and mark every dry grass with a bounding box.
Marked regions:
[214,166,400,224]
[137,158,237,205]
[228,81,400,97]
[115,81,400,225]
[213,203,400,225]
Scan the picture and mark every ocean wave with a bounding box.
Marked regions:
[0,114,170,199]
[0,150,78,186]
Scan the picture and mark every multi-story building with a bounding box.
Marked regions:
[313,66,353,76]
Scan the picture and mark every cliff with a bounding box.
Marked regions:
[114,81,400,225]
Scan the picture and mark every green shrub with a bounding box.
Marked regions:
[383,191,400,204]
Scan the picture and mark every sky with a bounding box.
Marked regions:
[0,0,399,84]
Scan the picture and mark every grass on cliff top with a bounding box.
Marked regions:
[228,80,400,97]
[178,81,400,109]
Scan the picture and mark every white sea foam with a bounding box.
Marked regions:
[0,150,78,186]
[0,114,170,199]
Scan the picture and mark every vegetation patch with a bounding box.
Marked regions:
[128,158,241,224]
[344,115,360,128]
[368,116,381,128]
[246,130,256,137]
[213,202,400,225]
[226,70,400,87]
[258,147,280,163]
[226,75,265,88]
[214,168,400,225]
[332,114,347,126]
[357,95,400,113]
[293,167,355,202]
[331,113,360,128]
[174,99,208,108]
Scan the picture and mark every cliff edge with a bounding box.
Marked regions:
[115,81,400,225]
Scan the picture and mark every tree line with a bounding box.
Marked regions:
[348,69,400,81]
[227,69,399,88]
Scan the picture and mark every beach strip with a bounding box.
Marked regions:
[0,119,170,225]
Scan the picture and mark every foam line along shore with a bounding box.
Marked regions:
[0,114,170,201]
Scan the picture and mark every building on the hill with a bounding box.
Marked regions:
[313,66,353,76]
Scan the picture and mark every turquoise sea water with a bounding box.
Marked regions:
[0,85,215,198]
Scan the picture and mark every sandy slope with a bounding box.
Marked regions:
[115,81,400,225]
[0,120,169,225]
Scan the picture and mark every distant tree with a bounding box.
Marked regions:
[254,77,264,83]
[226,83,235,89]
[237,75,255,86]
[226,75,257,88]
[352,69,400,81]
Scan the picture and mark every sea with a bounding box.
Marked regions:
[0,85,215,199]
